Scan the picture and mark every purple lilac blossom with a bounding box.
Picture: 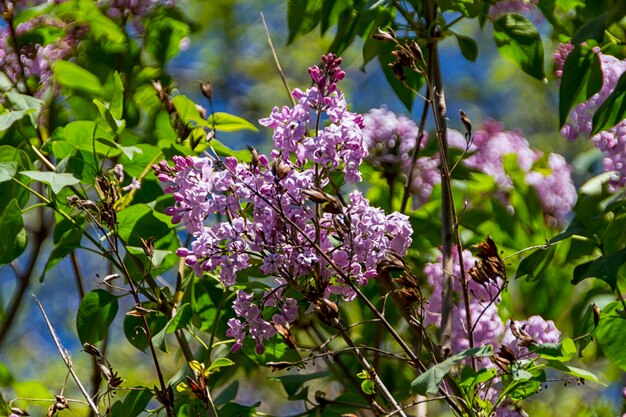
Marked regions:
[559,46,626,189]
[488,0,538,19]
[424,249,505,354]
[157,54,413,353]
[0,16,78,96]
[361,107,438,208]
[451,120,577,227]
[553,42,574,79]
[424,248,561,416]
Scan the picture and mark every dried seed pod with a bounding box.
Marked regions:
[247,145,260,169]
[509,320,534,346]
[409,40,424,63]
[460,109,472,137]
[273,322,297,349]
[271,157,292,179]
[372,27,396,42]
[467,235,506,285]
[302,187,330,204]
[592,303,601,328]
[199,81,212,101]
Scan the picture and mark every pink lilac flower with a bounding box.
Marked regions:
[553,42,574,79]
[0,16,78,96]
[424,249,505,353]
[361,107,438,208]
[157,54,413,353]
[560,47,626,189]
[451,121,577,227]
[489,0,538,19]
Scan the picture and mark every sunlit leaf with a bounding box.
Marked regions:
[0,199,26,265]
[493,14,545,80]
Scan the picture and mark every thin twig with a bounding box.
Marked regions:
[260,12,296,107]
[33,296,101,417]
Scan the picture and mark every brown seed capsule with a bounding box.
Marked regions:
[509,320,534,346]
[302,187,331,204]
[592,303,601,328]
[409,40,424,63]
[273,322,297,349]
[372,27,396,42]
[199,81,212,101]
[247,145,260,169]
[271,157,292,179]
[460,110,472,136]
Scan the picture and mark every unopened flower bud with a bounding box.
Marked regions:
[200,81,212,101]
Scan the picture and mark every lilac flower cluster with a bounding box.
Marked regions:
[0,14,78,96]
[454,121,577,227]
[361,107,439,207]
[424,249,560,415]
[101,0,175,20]
[156,55,413,353]
[559,45,626,189]
[488,0,538,19]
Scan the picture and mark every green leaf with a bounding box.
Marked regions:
[0,360,14,387]
[172,95,208,127]
[41,225,83,280]
[559,44,602,127]
[572,10,625,44]
[493,14,545,80]
[207,112,258,132]
[515,244,556,281]
[458,366,497,390]
[0,199,27,265]
[54,61,103,96]
[76,289,119,344]
[144,9,190,64]
[20,171,80,194]
[118,388,153,417]
[270,372,328,397]
[411,345,493,395]
[0,110,29,132]
[207,358,235,374]
[596,302,626,372]
[124,309,168,352]
[438,0,483,17]
[506,368,545,400]
[544,360,603,384]
[287,0,323,44]
[529,338,576,362]
[571,247,626,290]
[361,379,375,394]
[0,162,17,182]
[453,32,478,62]
[592,72,626,135]
[378,42,424,111]
[116,204,173,246]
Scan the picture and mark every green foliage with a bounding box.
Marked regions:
[559,44,602,127]
[592,72,626,135]
[411,345,493,395]
[492,14,545,80]
[0,199,27,265]
[76,289,119,344]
